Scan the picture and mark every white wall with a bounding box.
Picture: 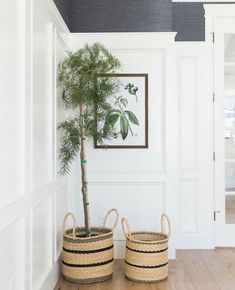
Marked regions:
[175,43,214,249]
[0,1,216,288]
[67,33,215,258]
[67,33,178,259]
[0,0,69,289]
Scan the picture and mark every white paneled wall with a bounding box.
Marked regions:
[175,43,214,249]
[67,34,214,257]
[1,1,215,288]
[0,0,69,289]
[0,1,25,210]
[178,57,198,170]
[68,33,178,259]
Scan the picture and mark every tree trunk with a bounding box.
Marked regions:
[79,104,91,237]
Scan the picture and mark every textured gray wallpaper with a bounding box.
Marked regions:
[173,2,235,41]
[53,0,68,24]
[68,0,172,32]
[173,3,205,41]
[53,1,235,41]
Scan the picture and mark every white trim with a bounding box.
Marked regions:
[68,32,177,51]
[40,256,60,290]
[34,0,69,33]
[204,5,235,47]
[204,4,235,42]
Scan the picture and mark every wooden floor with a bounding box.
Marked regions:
[55,249,235,290]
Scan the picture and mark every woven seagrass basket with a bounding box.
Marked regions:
[62,208,119,284]
[121,214,171,283]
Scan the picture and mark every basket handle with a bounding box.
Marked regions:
[161,213,171,239]
[63,212,77,240]
[121,218,132,239]
[103,208,119,231]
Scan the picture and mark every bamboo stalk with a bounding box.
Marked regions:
[79,104,91,237]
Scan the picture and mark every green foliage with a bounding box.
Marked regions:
[58,43,140,174]
[58,118,80,175]
[124,111,139,126]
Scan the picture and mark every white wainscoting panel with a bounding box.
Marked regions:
[74,182,165,236]
[55,185,67,260]
[178,57,198,171]
[32,196,53,290]
[0,0,69,289]
[0,217,25,290]
[175,43,214,249]
[179,179,198,233]
[55,32,67,167]
[53,29,68,262]
[0,1,69,289]
[0,1,25,209]
[33,4,53,192]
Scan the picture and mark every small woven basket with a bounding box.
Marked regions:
[62,208,119,284]
[121,214,171,283]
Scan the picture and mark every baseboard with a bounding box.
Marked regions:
[40,258,60,290]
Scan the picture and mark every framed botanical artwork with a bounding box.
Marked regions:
[94,73,148,149]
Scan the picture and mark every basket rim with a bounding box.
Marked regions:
[126,231,169,244]
[64,226,113,241]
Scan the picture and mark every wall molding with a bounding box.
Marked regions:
[34,0,69,33]
[178,55,199,171]
[40,256,60,290]
[68,32,177,51]
[178,178,199,233]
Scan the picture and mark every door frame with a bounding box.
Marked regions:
[205,4,235,246]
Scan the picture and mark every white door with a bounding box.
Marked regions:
[214,18,235,246]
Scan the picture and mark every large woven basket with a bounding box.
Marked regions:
[62,208,119,284]
[121,214,171,283]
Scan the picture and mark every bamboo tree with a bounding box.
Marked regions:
[58,43,139,236]
[79,104,91,236]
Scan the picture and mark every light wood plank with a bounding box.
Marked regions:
[167,257,195,290]
[55,249,235,290]
[176,250,220,290]
[198,249,235,290]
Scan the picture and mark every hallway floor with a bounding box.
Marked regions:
[55,248,235,290]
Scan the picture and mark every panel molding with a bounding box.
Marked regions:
[74,182,166,241]
[0,1,69,290]
[54,184,67,261]
[178,55,199,171]
[0,0,26,211]
[32,195,53,290]
[34,0,69,33]
[33,4,54,192]
[178,178,198,233]
[0,216,25,290]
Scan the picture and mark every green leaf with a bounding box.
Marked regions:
[120,98,128,108]
[102,113,120,137]
[109,113,120,127]
[125,111,139,125]
[120,114,128,140]
[109,109,122,114]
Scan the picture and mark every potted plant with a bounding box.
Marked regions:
[58,43,139,283]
